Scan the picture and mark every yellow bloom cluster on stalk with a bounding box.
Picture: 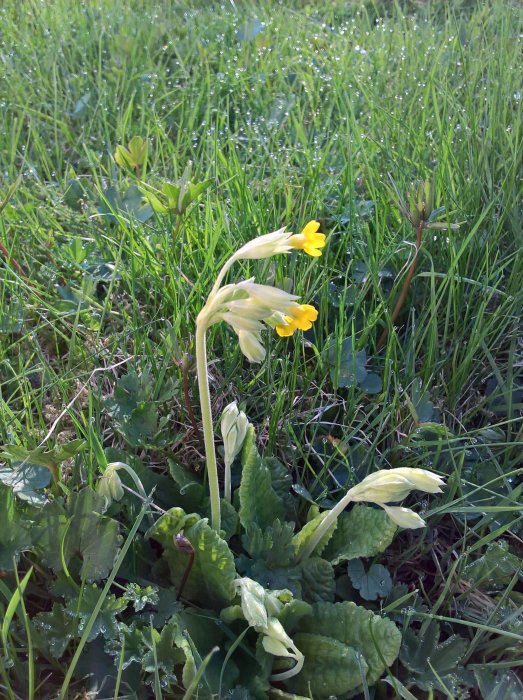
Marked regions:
[198,221,325,363]
[196,220,325,530]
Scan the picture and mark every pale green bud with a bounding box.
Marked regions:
[381,504,426,529]
[221,402,250,468]
[97,463,124,505]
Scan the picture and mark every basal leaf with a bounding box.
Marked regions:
[300,557,335,603]
[464,539,522,589]
[65,488,122,582]
[34,488,121,582]
[105,622,147,670]
[264,456,297,520]
[296,601,401,688]
[291,632,366,697]
[324,505,397,564]
[242,519,295,567]
[0,462,51,505]
[160,517,236,608]
[239,427,285,531]
[0,484,32,569]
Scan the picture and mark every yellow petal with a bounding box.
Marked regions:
[275,317,297,336]
[301,220,321,236]
[304,246,322,257]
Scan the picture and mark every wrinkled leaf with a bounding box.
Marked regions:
[300,557,335,603]
[325,505,397,564]
[289,601,401,696]
[239,427,285,531]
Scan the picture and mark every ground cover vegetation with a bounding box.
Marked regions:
[0,0,522,697]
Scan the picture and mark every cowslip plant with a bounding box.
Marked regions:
[195,220,325,530]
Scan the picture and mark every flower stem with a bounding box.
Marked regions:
[298,492,353,563]
[195,317,221,530]
[209,252,238,298]
[378,221,424,350]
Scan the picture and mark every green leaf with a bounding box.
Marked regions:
[327,337,367,389]
[242,520,295,567]
[295,601,401,688]
[347,559,392,600]
[142,620,181,688]
[105,622,147,669]
[121,402,163,447]
[300,557,335,603]
[65,585,127,642]
[474,668,523,700]
[239,427,285,531]
[64,179,88,211]
[324,505,397,564]
[168,460,206,510]
[291,632,366,697]
[65,488,122,582]
[0,484,32,569]
[122,184,154,223]
[153,514,236,608]
[264,456,297,520]
[122,583,159,612]
[400,621,468,693]
[0,462,51,505]
[1,440,86,470]
[358,372,383,394]
[464,539,522,589]
[34,487,121,582]
[181,178,213,209]
[33,603,78,658]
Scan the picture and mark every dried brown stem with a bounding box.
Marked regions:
[378,221,424,350]
[182,358,202,440]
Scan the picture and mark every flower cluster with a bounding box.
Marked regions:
[348,467,445,528]
[197,221,325,363]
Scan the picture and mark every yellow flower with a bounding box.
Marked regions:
[288,220,326,257]
[275,304,318,337]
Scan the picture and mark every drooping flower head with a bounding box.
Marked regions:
[200,279,318,363]
[348,467,445,529]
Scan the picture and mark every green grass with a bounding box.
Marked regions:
[0,0,522,697]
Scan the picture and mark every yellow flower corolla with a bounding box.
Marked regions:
[288,220,326,257]
[275,304,318,337]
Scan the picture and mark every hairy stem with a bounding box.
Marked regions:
[298,492,354,563]
[195,318,221,530]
